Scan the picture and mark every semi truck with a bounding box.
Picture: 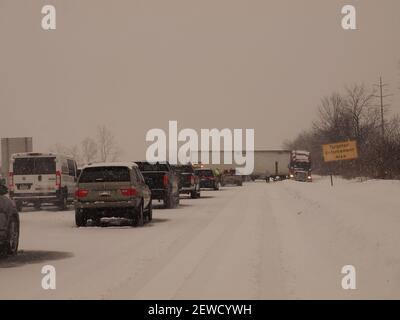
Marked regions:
[289,150,312,182]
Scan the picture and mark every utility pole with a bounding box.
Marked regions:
[374,76,391,142]
[373,76,392,178]
[397,61,400,106]
[380,77,384,138]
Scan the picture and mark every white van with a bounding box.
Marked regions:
[8,153,77,211]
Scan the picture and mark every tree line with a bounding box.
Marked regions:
[284,83,400,179]
[50,125,121,166]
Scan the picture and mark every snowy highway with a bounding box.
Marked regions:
[1,176,400,299]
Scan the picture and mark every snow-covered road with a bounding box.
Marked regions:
[1,176,400,299]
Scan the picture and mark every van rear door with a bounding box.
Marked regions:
[33,157,57,193]
[13,157,57,194]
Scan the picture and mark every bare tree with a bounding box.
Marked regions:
[344,84,376,139]
[50,143,69,155]
[284,82,400,178]
[50,144,82,165]
[96,125,120,162]
[314,92,348,140]
[68,145,82,164]
[81,137,98,164]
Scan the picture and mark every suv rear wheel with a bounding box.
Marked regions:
[132,203,144,227]
[147,201,153,222]
[7,216,19,255]
[0,215,19,257]
[75,209,87,227]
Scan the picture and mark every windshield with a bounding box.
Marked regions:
[173,165,194,174]
[13,157,56,175]
[195,169,213,177]
[292,162,311,170]
[79,167,130,183]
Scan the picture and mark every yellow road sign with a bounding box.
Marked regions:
[322,140,358,162]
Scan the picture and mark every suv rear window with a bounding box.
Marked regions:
[79,167,131,183]
[195,169,213,177]
[136,162,169,172]
[173,165,194,174]
[13,157,56,175]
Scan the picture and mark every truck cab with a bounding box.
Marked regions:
[289,150,312,181]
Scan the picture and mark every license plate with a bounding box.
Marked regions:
[18,184,31,190]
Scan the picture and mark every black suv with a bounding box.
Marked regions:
[0,184,20,257]
[74,162,152,227]
[195,168,220,190]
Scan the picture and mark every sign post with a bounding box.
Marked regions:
[322,140,359,186]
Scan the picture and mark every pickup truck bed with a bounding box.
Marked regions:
[135,162,180,209]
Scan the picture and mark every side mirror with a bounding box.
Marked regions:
[0,184,8,196]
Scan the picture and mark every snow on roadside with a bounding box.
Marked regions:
[273,176,400,299]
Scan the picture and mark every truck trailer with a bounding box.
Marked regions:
[251,150,291,182]
[188,150,291,182]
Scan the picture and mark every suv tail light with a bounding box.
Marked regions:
[56,171,61,189]
[120,187,137,197]
[8,172,14,191]
[163,174,169,187]
[190,175,195,185]
[75,189,89,199]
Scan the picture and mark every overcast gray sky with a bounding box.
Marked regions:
[1,0,399,161]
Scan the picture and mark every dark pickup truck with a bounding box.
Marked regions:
[171,164,201,199]
[136,161,180,209]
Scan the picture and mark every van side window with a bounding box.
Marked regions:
[67,160,76,177]
[61,160,69,175]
